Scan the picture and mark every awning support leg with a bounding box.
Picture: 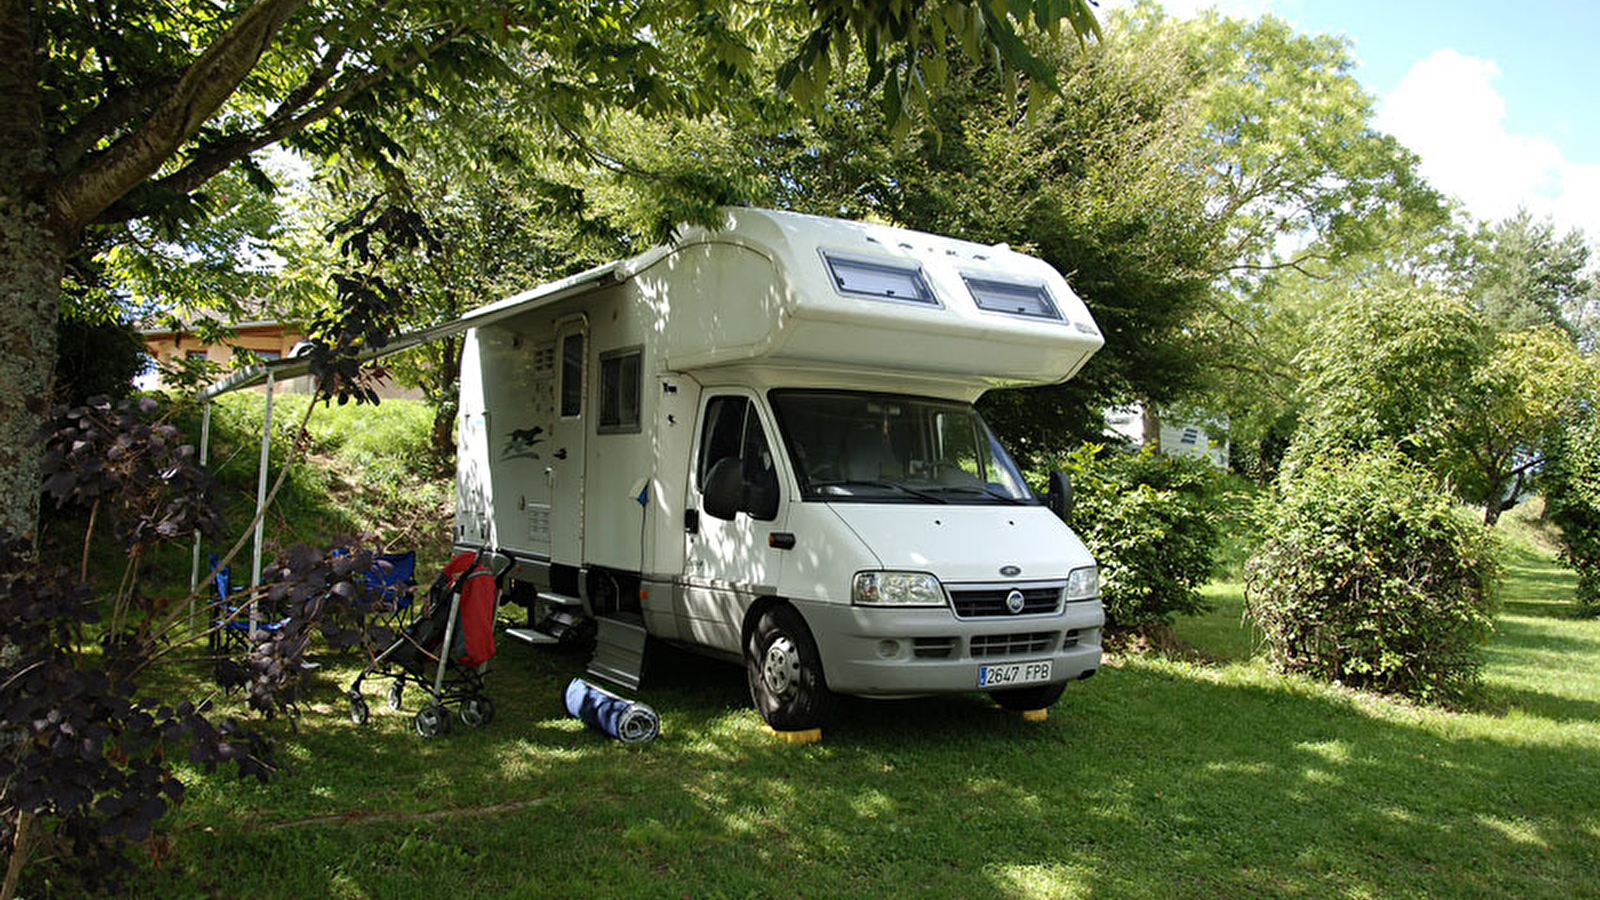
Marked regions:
[188,400,212,629]
[250,372,275,639]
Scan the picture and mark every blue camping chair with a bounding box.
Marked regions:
[206,553,289,661]
[328,547,418,628]
[363,551,418,629]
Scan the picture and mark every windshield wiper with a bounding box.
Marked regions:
[929,485,1029,504]
[811,480,948,503]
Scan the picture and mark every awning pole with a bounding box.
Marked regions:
[250,372,275,638]
[188,400,213,629]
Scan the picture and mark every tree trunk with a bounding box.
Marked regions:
[1140,403,1162,452]
[0,0,66,543]
[428,335,461,464]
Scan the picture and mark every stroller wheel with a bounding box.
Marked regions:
[349,696,370,726]
[386,681,404,711]
[415,704,452,737]
[460,695,495,728]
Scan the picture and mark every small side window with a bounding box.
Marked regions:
[598,347,642,433]
[559,332,584,418]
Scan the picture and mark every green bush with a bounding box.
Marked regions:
[1244,449,1501,704]
[1543,410,1600,614]
[1055,444,1224,630]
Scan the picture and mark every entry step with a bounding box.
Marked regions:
[588,614,648,691]
[539,591,583,607]
[504,627,560,645]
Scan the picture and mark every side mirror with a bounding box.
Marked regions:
[702,457,744,521]
[1046,470,1074,521]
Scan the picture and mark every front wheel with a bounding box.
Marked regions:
[989,682,1066,712]
[745,604,832,732]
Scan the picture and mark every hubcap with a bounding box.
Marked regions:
[762,635,802,699]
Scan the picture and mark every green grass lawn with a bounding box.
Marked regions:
[43,406,1598,900]
[103,528,1598,899]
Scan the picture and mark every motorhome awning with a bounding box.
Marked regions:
[197,258,633,401]
[186,253,647,602]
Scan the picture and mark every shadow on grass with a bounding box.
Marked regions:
[1487,687,1600,724]
[123,627,1600,900]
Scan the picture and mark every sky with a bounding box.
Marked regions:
[1107,0,1600,246]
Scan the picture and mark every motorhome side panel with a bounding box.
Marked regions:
[454,332,493,547]
[456,324,560,558]
[581,282,662,578]
[655,241,791,371]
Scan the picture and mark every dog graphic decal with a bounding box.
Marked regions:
[502,425,545,460]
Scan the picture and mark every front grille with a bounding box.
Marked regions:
[948,584,1063,618]
[970,632,1056,658]
[912,637,957,659]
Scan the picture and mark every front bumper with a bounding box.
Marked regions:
[792,597,1105,696]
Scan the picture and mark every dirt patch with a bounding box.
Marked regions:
[249,798,550,832]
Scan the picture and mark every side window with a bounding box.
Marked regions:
[598,347,642,433]
[559,332,584,418]
[740,408,779,521]
[698,397,748,486]
[697,396,780,521]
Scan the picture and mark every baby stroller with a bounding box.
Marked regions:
[346,548,508,737]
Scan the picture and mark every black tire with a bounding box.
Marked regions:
[989,682,1066,712]
[414,704,452,737]
[349,696,370,726]
[386,681,404,711]
[460,695,495,727]
[745,604,832,731]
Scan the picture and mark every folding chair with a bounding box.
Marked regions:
[206,553,289,663]
[363,550,418,629]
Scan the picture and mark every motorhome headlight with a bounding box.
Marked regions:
[1065,565,1099,601]
[852,571,946,607]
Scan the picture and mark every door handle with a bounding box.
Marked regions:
[553,448,568,460]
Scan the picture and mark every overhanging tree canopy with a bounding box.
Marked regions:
[0,0,1100,539]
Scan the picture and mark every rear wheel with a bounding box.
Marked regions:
[460,695,495,727]
[989,682,1066,712]
[386,681,404,711]
[414,704,452,737]
[745,604,832,731]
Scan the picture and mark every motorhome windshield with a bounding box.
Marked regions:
[769,391,1035,503]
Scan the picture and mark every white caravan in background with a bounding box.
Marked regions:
[453,208,1105,731]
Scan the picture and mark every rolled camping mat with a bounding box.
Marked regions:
[563,678,660,743]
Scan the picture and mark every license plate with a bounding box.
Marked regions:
[977,659,1052,688]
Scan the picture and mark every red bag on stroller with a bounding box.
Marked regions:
[442,551,496,667]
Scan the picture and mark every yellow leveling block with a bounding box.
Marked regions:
[993,706,1048,722]
[764,726,822,744]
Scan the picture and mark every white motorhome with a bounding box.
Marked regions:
[454,208,1106,730]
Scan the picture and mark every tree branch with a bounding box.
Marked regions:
[92,28,464,226]
[48,0,311,232]
[51,80,176,173]
[1227,250,1332,279]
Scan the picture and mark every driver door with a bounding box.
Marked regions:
[681,392,788,653]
